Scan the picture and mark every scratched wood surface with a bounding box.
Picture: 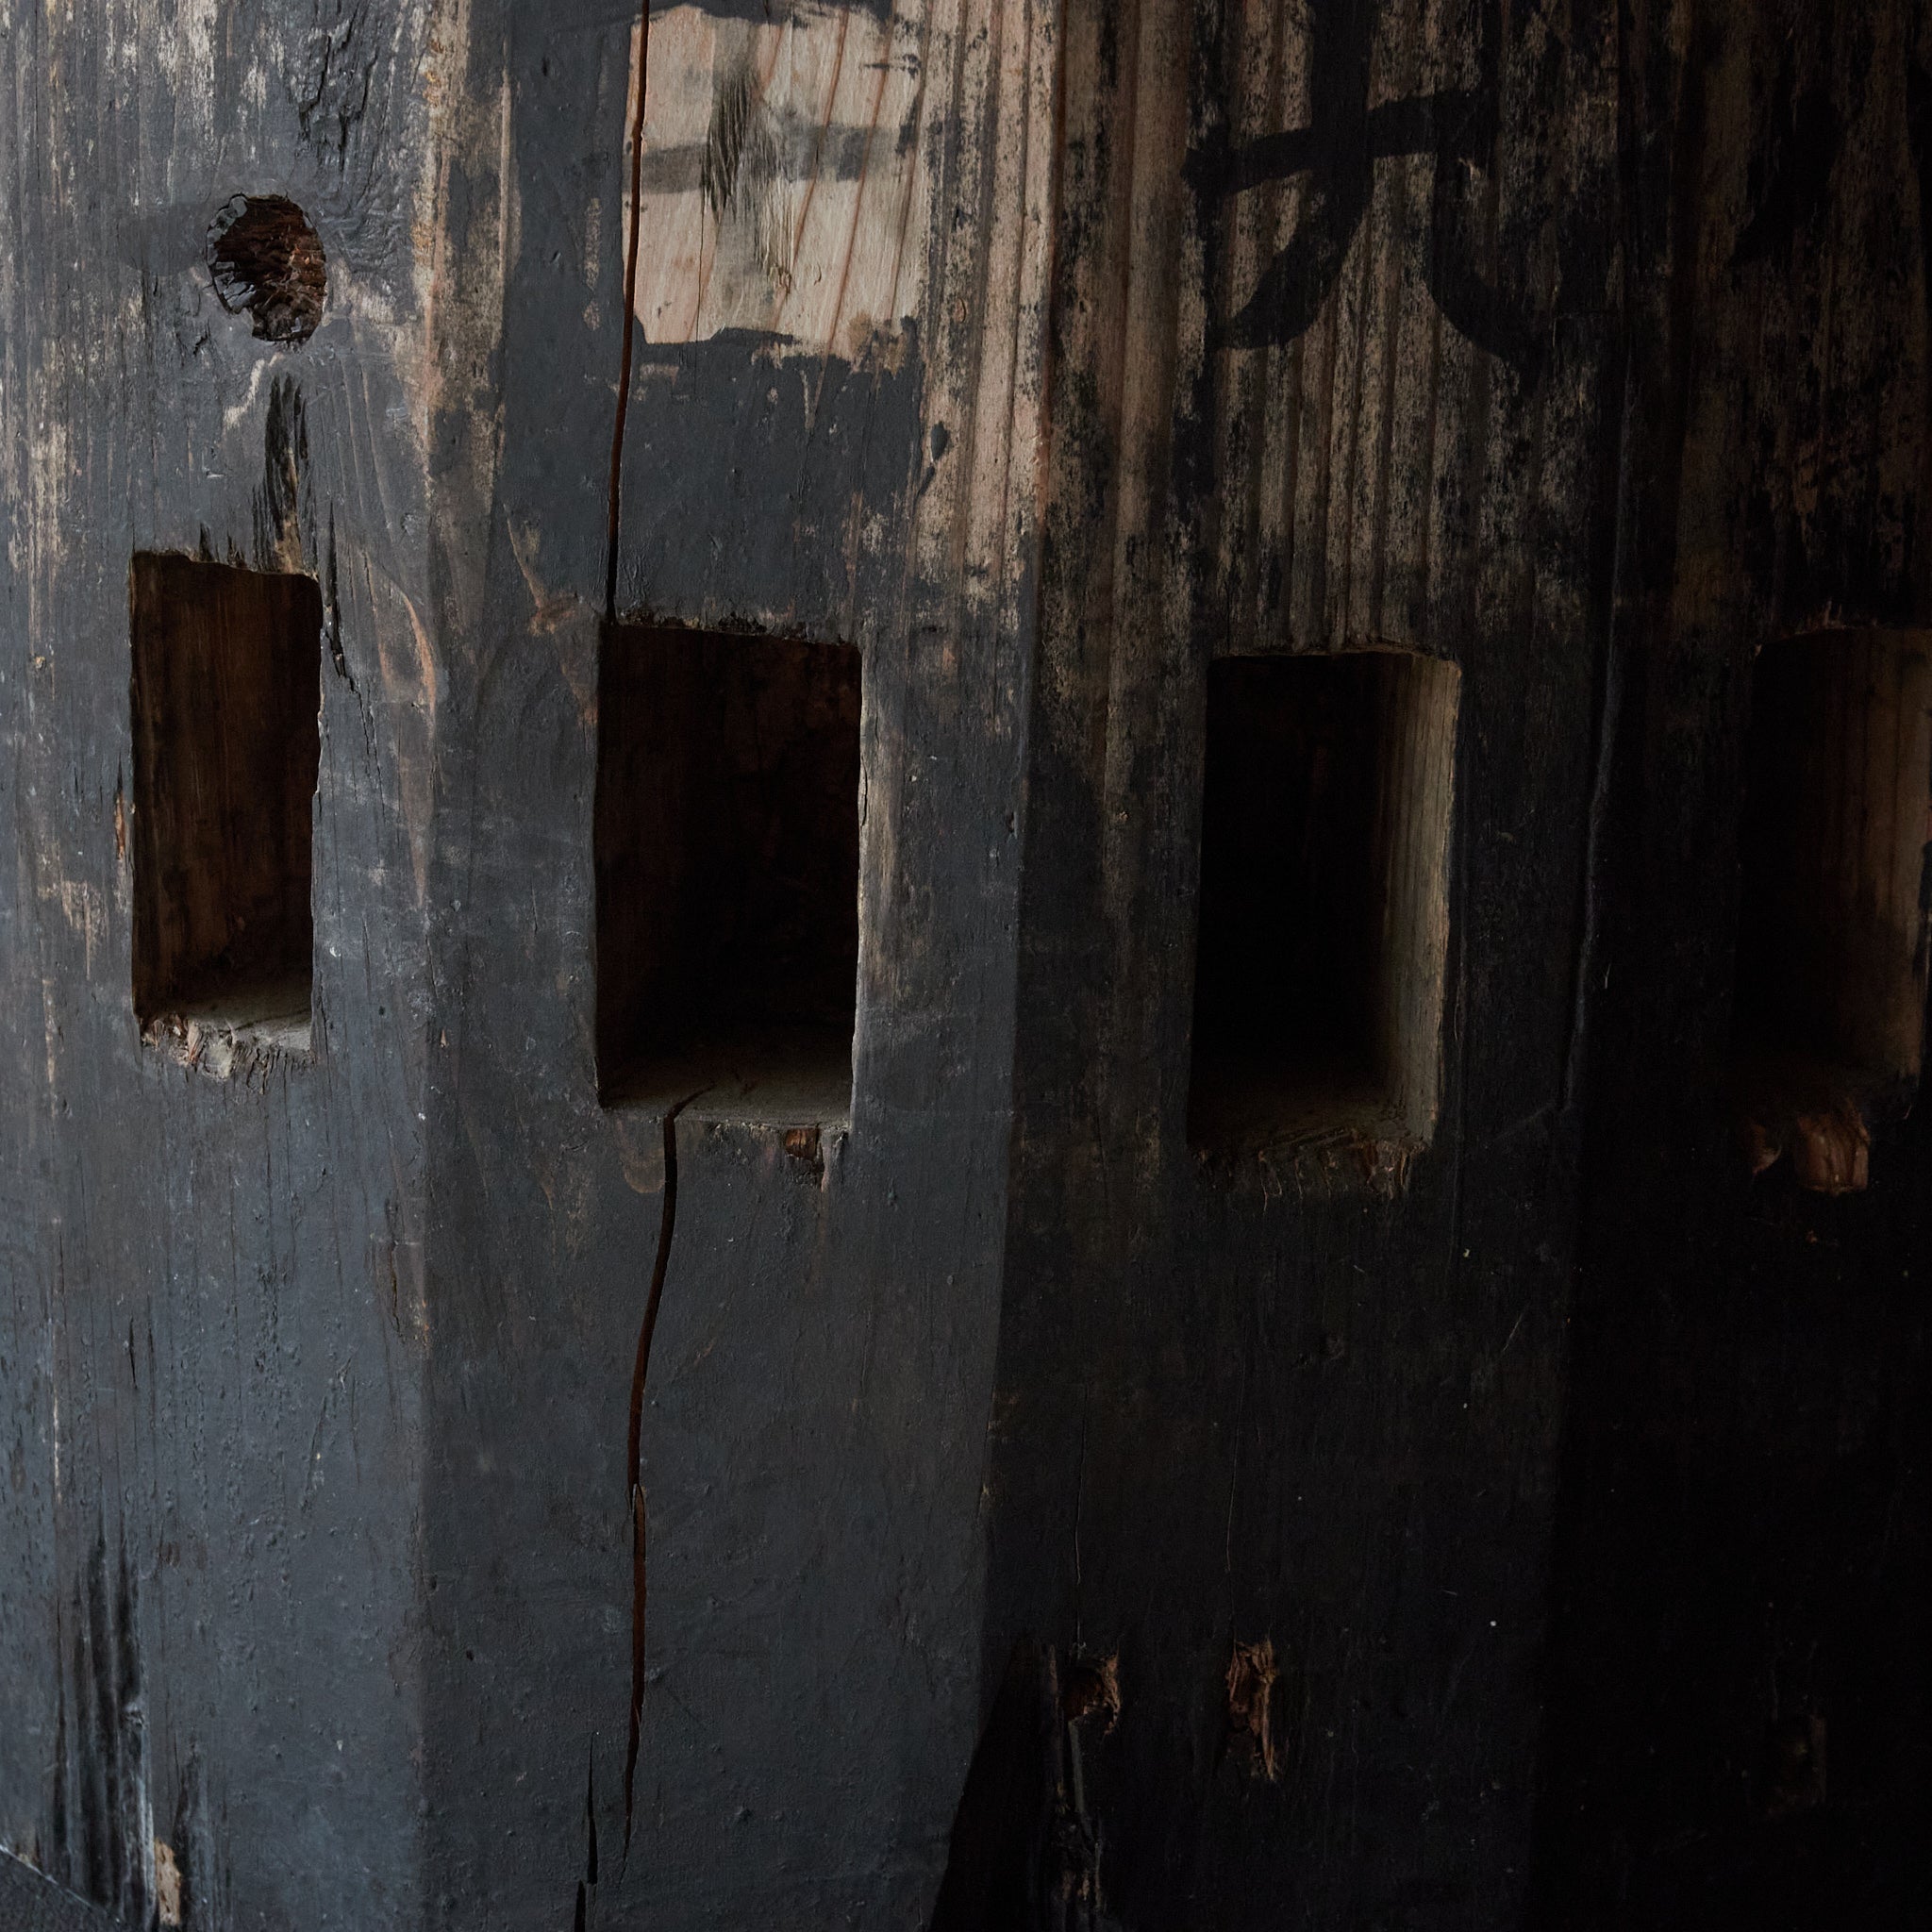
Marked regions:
[629,0,932,351]
[1,1,1928,1928]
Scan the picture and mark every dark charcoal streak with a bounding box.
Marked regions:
[621,1091,697,1862]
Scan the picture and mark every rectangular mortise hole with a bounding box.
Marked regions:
[1188,649,1459,1155]
[1733,630,1932,1122]
[594,623,862,1124]
[130,553,323,1053]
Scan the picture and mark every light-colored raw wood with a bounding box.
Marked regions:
[628,1,932,354]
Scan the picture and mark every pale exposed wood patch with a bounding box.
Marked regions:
[629,2,930,353]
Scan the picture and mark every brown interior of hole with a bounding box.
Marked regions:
[208,195,326,344]
[1188,650,1458,1155]
[594,625,862,1122]
[129,554,323,1040]
[1732,631,1932,1141]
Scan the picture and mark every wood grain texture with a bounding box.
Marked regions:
[2,0,1927,1925]
[414,1,1058,1924]
[976,0,1621,1922]
[0,1,442,1923]
[629,0,932,351]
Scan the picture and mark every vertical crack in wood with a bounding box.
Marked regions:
[621,1090,699,1863]
[606,1,653,623]
[1561,353,1633,1115]
[585,1749,599,1886]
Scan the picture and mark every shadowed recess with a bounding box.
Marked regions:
[1188,649,1459,1155]
[1731,629,1932,1192]
[594,623,862,1124]
[129,553,323,1053]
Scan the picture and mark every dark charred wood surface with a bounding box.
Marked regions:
[0,3,439,1925]
[0,3,1926,1929]
[1534,2,1932,1923]
[974,2,1618,1924]
[0,1850,119,1932]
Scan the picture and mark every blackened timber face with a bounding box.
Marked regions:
[612,332,925,636]
[972,0,1619,1924]
[1534,1,1932,1915]
[0,3,441,1928]
[413,5,1048,1928]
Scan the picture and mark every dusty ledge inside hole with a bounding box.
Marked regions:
[143,974,313,1078]
[600,1026,854,1131]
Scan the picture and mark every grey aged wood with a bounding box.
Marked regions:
[1,2,1925,1929]
[0,1851,119,1932]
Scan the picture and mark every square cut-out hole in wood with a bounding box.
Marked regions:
[1732,630,1932,1192]
[129,553,323,1055]
[1188,648,1459,1156]
[595,624,863,1124]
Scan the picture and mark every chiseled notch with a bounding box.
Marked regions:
[1188,646,1459,1161]
[594,622,862,1126]
[1732,629,1932,1193]
[128,552,323,1066]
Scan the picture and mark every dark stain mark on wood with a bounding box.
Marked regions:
[208,195,326,345]
[48,1527,150,1925]
[584,1751,599,1885]
[163,1748,210,1932]
[700,46,761,224]
[252,376,307,572]
[324,508,352,690]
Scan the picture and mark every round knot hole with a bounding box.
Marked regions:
[208,195,326,345]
